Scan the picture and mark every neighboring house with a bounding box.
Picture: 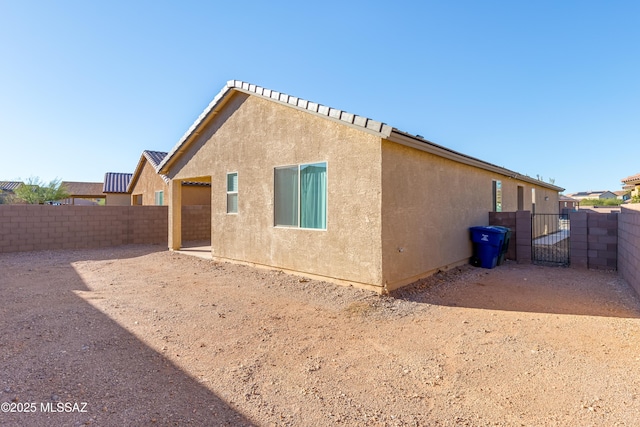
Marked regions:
[559,195,579,215]
[621,173,640,200]
[60,181,105,205]
[157,80,563,292]
[128,150,210,206]
[103,173,133,206]
[613,190,631,201]
[566,191,618,200]
[0,181,23,204]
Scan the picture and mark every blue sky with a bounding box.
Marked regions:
[1,0,638,194]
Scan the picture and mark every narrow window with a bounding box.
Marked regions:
[274,162,327,229]
[154,191,164,206]
[227,172,238,214]
[531,188,536,214]
[517,186,524,211]
[492,180,502,212]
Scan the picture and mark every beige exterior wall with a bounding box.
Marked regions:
[130,160,170,206]
[183,185,211,206]
[130,159,210,207]
[380,140,559,290]
[168,93,384,289]
[105,193,131,206]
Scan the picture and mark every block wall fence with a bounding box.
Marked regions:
[0,205,210,254]
[491,208,640,298]
[619,205,640,297]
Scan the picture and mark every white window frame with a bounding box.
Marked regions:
[274,161,327,230]
[154,191,164,206]
[226,172,238,214]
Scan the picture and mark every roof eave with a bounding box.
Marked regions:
[387,130,565,192]
[158,80,393,175]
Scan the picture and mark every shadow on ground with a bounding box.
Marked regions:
[392,262,640,319]
[0,245,254,426]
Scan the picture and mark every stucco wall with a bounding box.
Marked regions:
[168,93,384,289]
[182,185,211,206]
[105,193,131,206]
[130,160,170,206]
[380,140,559,290]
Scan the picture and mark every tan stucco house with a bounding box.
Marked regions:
[128,150,210,206]
[61,181,105,205]
[158,80,563,292]
[622,173,640,200]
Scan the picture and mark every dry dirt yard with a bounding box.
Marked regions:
[1,245,640,426]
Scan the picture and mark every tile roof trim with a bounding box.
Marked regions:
[158,80,564,192]
[621,173,640,184]
[103,172,133,194]
[127,150,170,193]
[158,80,394,174]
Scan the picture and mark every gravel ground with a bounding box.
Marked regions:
[1,245,640,426]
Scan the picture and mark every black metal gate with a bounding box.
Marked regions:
[531,213,570,266]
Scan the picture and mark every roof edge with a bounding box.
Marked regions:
[388,130,565,192]
[158,80,392,174]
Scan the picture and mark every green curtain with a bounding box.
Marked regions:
[300,163,327,229]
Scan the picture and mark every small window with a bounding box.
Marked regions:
[133,194,143,205]
[274,162,327,229]
[492,180,502,212]
[227,172,238,214]
[154,191,164,206]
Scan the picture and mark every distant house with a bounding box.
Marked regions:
[613,190,631,201]
[60,181,105,205]
[566,191,617,201]
[559,195,579,214]
[0,181,23,204]
[621,173,640,200]
[128,150,210,206]
[156,80,563,292]
[103,173,133,206]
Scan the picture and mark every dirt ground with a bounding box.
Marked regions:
[1,245,640,426]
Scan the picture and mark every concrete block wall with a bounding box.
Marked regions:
[0,205,167,253]
[489,210,531,264]
[619,205,640,296]
[587,211,618,270]
[570,211,618,270]
[182,205,212,242]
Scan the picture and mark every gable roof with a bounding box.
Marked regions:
[61,181,105,197]
[103,172,133,193]
[159,80,564,192]
[127,150,170,193]
[0,181,23,192]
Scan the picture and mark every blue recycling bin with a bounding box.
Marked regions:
[469,226,509,269]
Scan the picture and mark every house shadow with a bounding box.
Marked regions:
[0,245,255,426]
[391,262,640,319]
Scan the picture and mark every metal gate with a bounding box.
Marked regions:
[532,213,570,266]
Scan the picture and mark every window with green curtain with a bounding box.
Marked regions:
[227,172,238,214]
[274,162,326,229]
[154,191,164,206]
[274,166,298,226]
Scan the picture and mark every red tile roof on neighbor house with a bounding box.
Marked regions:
[103,172,133,193]
[621,173,640,184]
